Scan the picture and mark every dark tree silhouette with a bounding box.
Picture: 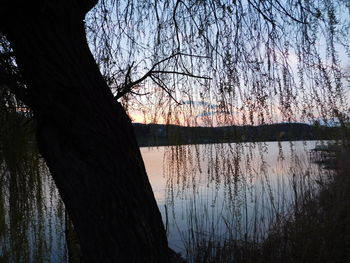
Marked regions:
[0,1,170,262]
[0,0,349,262]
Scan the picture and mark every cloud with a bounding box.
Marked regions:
[180,100,219,109]
[196,110,230,118]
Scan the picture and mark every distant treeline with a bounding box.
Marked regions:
[133,123,342,147]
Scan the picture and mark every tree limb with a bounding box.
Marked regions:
[115,52,210,100]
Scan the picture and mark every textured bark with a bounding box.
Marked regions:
[0,1,169,262]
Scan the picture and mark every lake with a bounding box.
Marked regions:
[0,141,330,262]
[142,141,328,258]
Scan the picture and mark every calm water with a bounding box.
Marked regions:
[0,141,329,262]
[142,141,327,256]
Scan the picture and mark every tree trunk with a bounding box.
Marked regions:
[0,2,170,262]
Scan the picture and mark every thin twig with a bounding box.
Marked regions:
[150,75,181,105]
[152,70,211,80]
[274,0,308,24]
[246,0,276,26]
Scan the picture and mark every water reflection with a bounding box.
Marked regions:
[142,141,330,259]
[0,127,66,263]
[0,140,330,262]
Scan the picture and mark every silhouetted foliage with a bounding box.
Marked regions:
[0,0,349,262]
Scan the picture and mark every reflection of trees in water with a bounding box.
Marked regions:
[0,129,333,262]
[0,118,66,263]
[163,142,330,258]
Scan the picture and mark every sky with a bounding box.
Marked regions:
[88,0,350,127]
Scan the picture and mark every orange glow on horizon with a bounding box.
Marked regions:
[127,103,308,127]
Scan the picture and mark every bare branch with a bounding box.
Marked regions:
[130,90,150,96]
[246,0,276,26]
[151,70,211,80]
[173,0,182,51]
[150,75,181,105]
[115,52,210,100]
[274,0,308,24]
